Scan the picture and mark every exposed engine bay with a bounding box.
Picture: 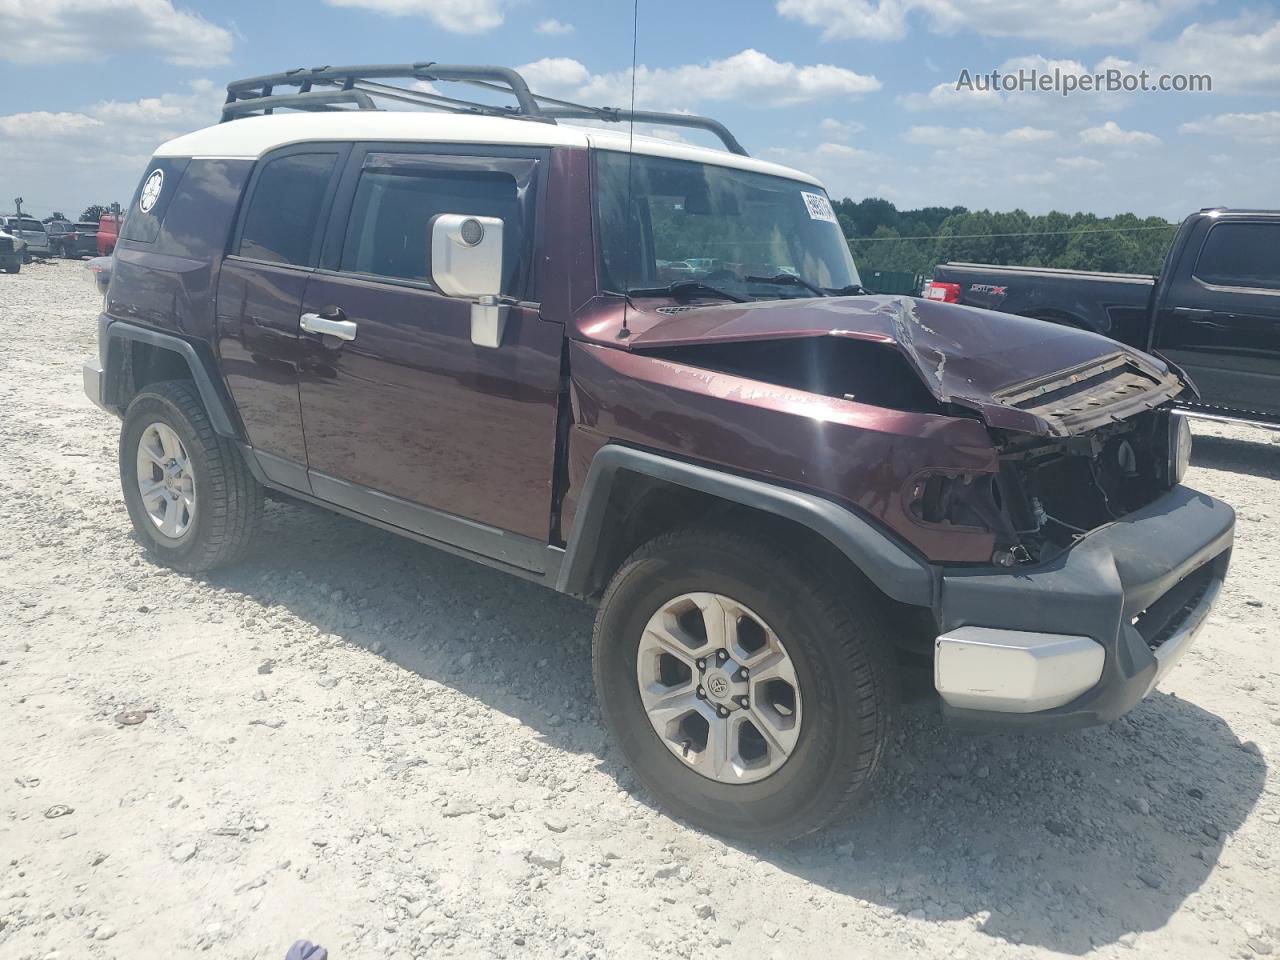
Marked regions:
[978,410,1189,564]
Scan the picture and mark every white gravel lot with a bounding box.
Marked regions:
[2,259,1278,960]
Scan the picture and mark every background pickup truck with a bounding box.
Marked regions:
[928,208,1280,427]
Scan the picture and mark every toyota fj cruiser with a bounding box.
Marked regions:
[83,63,1234,840]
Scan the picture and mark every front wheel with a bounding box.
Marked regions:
[593,526,897,841]
[120,380,263,572]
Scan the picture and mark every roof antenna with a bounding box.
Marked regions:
[617,0,640,341]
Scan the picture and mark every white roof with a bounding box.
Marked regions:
[152,111,823,187]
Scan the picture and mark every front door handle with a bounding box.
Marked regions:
[300,311,358,342]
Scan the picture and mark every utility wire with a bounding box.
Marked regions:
[846,224,1178,242]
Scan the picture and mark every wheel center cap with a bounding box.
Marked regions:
[707,674,731,699]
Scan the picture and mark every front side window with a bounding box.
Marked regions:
[1194,222,1280,291]
[340,165,523,292]
[238,153,338,266]
[594,150,861,299]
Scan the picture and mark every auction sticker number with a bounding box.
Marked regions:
[801,191,837,223]
[139,169,164,214]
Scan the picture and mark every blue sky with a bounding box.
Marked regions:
[1,0,1277,222]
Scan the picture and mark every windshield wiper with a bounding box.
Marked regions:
[825,283,865,296]
[628,280,749,303]
[744,273,830,298]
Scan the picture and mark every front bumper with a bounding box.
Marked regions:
[933,484,1233,732]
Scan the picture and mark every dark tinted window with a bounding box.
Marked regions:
[75,222,98,232]
[341,167,522,290]
[123,157,190,243]
[1194,223,1280,291]
[239,153,337,266]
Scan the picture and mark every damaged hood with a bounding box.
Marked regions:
[628,294,1185,436]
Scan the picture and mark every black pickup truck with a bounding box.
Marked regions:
[928,208,1280,426]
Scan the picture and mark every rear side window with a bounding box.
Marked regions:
[238,153,338,266]
[123,157,190,243]
[340,166,523,291]
[1194,223,1280,291]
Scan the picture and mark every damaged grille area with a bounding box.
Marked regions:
[994,354,1181,437]
[992,409,1178,561]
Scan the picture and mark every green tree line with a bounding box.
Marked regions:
[836,197,1178,278]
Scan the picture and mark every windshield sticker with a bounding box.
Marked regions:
[801,191,837,223]
[139,169,164,214]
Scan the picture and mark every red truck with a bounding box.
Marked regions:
[97,215,120,256]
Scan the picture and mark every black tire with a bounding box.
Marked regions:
[120,380,263,572]
[2,262,17,274]
[593,526,897,842]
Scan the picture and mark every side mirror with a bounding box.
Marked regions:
[430,214,508,348]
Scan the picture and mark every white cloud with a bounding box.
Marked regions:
[323,0,506,33]
[777,0,1191,46]
[813,142,878,162]
[903,124,1054,147]
[1180,111,1280,144]
[535,17,573,34]
[0,112,105,138]
[519,50,879,109]
[1005,126,1057,142]
[1080,120,1161,146]
[0,0,232,66]
[820,117,867,139]
[518,57,592,92]
[898,80,1003,112]
[1139,14,1280,95]
[1056,155,1105,170]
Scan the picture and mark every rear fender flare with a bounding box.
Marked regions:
[102,320,241,439]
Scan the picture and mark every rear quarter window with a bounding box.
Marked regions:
[122,157,190,243]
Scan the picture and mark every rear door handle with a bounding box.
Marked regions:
[300,311,358,342]
[1172,307,1212,320]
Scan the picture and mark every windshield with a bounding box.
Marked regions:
[595,151,860,299]
[10,219,45,234]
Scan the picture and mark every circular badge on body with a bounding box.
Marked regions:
[139,169,164,213]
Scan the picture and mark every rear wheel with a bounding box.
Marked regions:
[2,262,17,274]
[593,526,897,841]
[120,380,263,572]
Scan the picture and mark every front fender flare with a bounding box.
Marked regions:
[557,445,936,608]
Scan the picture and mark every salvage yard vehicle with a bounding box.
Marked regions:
[49,220,101,259]
[82,63,1234,840]
[1,216,50,261]
[96,214,120,256]
[0,227,24,274]
[929,208,1280,427]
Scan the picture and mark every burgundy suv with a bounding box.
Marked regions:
[82,64,1234,840]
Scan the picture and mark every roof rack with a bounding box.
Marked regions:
[221,62,749,156]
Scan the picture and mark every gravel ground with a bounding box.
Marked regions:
[2,258,1278,960]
